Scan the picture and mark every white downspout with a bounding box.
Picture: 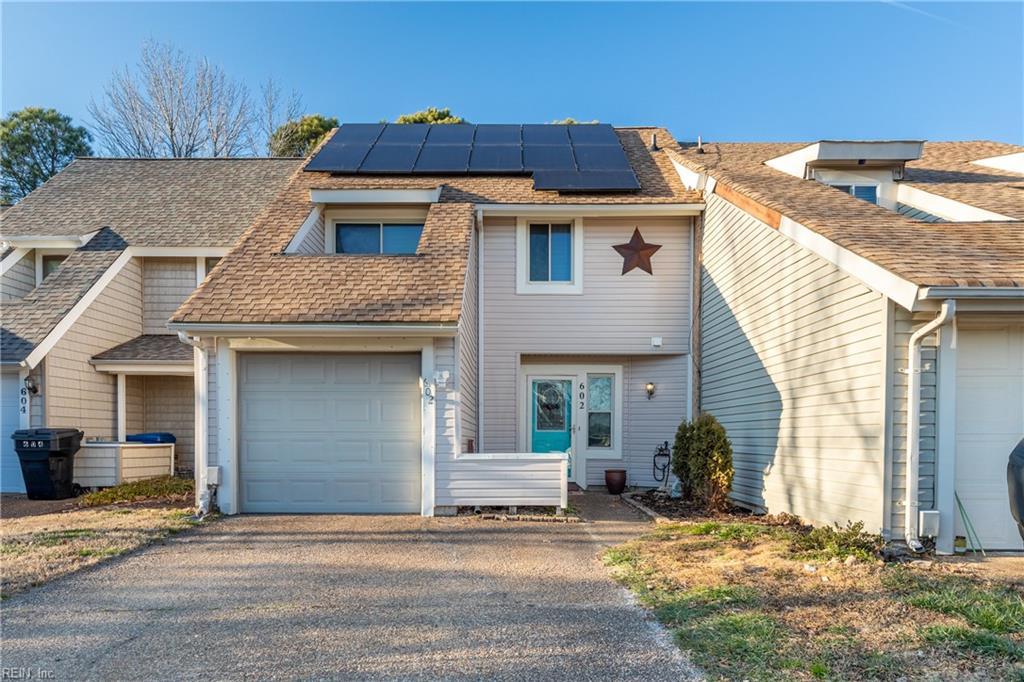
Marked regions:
[905,299,955,552]
[475,207,484,452]
[178,331,210,513]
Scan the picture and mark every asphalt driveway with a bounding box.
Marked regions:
[0,494,698,681]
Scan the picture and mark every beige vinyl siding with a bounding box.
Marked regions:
[143,258,196,334]
[699,193,887,531]
[75,443,174,487]
[1,250,35,301]
[520,354,687,488]
[44,258,143,441]
[458,224,479,451]
[125,375,145,433]
[293,209,326,255]
[889,307,939,538]
[480,216,691,454]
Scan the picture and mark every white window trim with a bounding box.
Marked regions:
[515,217,584,295]
[324,208,429,253]
[518,363,624,469]
[35,248,73,286]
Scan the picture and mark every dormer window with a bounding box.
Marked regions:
[335,222,423,255]
[830,184,878,204]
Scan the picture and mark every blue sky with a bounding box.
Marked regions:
[2,2,1021,144]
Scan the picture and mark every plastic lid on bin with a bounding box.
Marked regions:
[125,432,176,444]
[11,428,85,439]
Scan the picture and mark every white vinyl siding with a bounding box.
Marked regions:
[889,307,939,538]
[44,259,144,441]
[458,224,479,451]
[293,209,326,255]
[436,338,565,506]
[143,258,197,335]
[2,250,35,301]
[700,193,887,531]
[480,216,691,455]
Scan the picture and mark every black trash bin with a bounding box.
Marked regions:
[11,428,85,500]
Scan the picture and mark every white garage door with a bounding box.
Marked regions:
[238,353,422,514]
[1,371,26,493]
[955,324,1024,550]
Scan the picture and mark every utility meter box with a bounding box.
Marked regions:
[919,510,941,538]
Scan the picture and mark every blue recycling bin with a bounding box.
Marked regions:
[125,432,176,444]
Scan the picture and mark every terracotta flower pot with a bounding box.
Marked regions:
[605,469,627,495]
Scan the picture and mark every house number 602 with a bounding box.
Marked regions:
[578,382,586,409]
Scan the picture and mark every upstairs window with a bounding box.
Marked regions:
[41,254,67,280]
[335,223,423,255]
[528,223,573,282]
[830,184,878,204]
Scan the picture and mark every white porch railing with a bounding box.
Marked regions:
[440,451,569,509]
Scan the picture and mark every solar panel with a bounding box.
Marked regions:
[523,124,570,145]
[305,123,639,193]
[426,124,476,144]
[378,124,429,145]
[573,145,632,171]
[360,144,422,173]
[474,125,522,145]
[331,123,385,144]
[303,143,372,172]
[523,145,576,171]
[567,125,619,145]
[414,145,471,173]
[469,145,523,172]
[532,170,640,192]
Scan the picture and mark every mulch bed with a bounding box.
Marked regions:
[631,488,754,520]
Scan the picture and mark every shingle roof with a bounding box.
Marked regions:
[172,127,701,325]
[91,334,193,364]
[673,141,1024,288]
[0,158,301,247]
[1,228,127,364]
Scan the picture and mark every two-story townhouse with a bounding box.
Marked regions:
[168,123,703,515]
[0,158,300,492]
[671,140,1024,552]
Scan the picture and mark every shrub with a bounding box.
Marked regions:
[671,413,734,510]
[790,521,883,561]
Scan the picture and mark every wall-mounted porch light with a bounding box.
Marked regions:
[23,375,39,395]
[645,382,656,400]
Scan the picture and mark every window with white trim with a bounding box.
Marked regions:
[515,217,583,294]
[586,373,614,449]
[830,184,878,204]
[335,222,423,255]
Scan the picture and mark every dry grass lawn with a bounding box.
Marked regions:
[605,519,1024,681]
[1,507,200,596]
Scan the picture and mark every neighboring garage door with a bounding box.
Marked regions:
[238,353,422,513]
[1,371,26,493]
[955,324,1024,550]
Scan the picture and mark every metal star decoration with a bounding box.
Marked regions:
[612,228,662,275]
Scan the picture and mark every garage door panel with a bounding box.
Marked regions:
[239,353,421,514]
[954,325,1023,551]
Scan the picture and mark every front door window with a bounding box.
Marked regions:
[531,379,572,455]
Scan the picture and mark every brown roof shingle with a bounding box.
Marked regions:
[172,127,702,325]
[673,141,1024,288]
[91,334,193,363]
[0,158,301,247]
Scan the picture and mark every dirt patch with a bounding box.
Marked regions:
[1,495,80,520]
[1,506,207,596]
[631,489,754,520]
[604,518,1024,681]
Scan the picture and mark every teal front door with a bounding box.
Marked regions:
[530,378,573,457]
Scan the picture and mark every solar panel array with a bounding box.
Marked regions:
[304,123,641,192]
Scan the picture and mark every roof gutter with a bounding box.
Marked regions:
[920,286,1024,300]
[480,203,704,217]
[905,299,956,552]
[166,322,459,337]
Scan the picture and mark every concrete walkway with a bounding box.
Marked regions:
[1,493,698,681]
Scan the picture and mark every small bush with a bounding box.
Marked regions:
[79,475,193,507]
[671,413,734,510]
[790,521,883,561]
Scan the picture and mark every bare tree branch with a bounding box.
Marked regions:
[256,78,302,155]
